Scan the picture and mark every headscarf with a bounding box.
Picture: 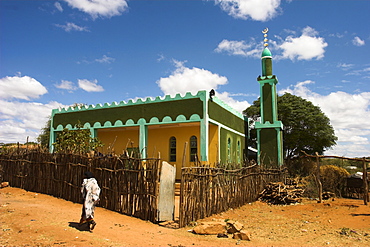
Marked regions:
[84,171,94,179]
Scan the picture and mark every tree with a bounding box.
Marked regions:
[53,122,103,154]
[37,103,88,150]
[37,117,51,149]
[243,93,337,162]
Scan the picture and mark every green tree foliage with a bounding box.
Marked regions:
[37,103,88,150]
[53,122,103,155]
[37,118,51,149]
[243,93,337,161]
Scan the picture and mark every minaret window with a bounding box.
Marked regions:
[237,140,241,163]
[169,136,176,162]
[190,136,197,162]
[227,138,231,162]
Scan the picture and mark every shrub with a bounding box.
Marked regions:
[320,165,349,197]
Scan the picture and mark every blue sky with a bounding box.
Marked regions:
[1,0,369,158]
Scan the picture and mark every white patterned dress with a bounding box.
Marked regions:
[80,177,101,223]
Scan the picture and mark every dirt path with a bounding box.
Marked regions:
[1,186,370,246]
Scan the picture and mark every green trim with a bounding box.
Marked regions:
[138,118,148,159]
[200,92,208,162]
[53,98,203,129]
[209,119,245,136]
[257,75,277,81]
[49,111,56,152]
[255,121,283,129]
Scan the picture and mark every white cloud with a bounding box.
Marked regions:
[337,63,354,71]
[0,100,66,144]
[157,54,165,62]
[78,79,104,92]
[215,39,261,58]
[64,0,128,19]
[55,2,63,12]
[56,79,107,92]
[279,81,370,157]
[77,54,115,64]
[95,55,115,64]
[55,22,89,32]
[0,76,48,101]
[215,0,281,21]
[55,80,77,91]
[215,27,327,61]
[216,91,250,113]
[279,26,328,60]
[344,66,370,77]
[156,60,250,112]
[157,60,228,96]
[352,36,365,46]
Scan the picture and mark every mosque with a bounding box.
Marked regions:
[49,29,283,179]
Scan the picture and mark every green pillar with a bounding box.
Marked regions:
[200,91,208,162]
[49,109,57,153]
[200,118,208,162]
[255,46,283,167]
[138,118,148,159]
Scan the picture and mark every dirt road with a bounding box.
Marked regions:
[1,186,369,246]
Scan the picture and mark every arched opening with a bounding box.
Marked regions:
[190,136,197,162]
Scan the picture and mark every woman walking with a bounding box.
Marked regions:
[79,171,101,231]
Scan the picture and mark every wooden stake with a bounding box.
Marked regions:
[363,158,368,205]
[182,142,188,168]
[315,152,322,203]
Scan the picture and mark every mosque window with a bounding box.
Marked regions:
[169,136,176,162]
[237,140,241,163]
[227,138,231,162]
[190,136,197,162]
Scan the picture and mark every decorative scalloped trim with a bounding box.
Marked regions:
[257,75,277,81]
[149,117,160,124]
[53,113,203,129]
[103,121,112,127]
[54,90,207,113]
[125,119,135,125]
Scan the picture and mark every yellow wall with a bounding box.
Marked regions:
[97,127,139,155]
[96,123,220,180]
[147,124,200,179]
[208,124,219,165]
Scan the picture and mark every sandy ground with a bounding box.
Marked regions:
[1,186,370,247]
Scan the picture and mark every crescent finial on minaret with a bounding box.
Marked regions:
[262,28,269,47]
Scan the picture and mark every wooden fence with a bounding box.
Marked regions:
[0,150,161,222]
[179,164,286,227]
[301,151,370,205]
[1,149,287,227]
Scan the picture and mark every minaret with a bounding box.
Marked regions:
[254,28,284,167]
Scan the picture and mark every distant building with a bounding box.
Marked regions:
[50,90,256,179]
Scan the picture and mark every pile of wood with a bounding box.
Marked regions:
[258,182,304,205]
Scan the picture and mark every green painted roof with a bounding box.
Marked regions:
[261,47,272,58]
